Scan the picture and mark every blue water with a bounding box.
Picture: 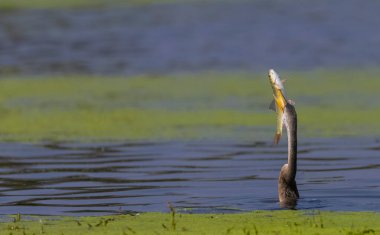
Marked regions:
[0,138,378,216]
[1,0,380,75]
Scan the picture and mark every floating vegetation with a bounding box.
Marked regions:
[0,210,379,234]
[0,70,380,142]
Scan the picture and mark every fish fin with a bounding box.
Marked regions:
[274,133,281,144]
[269,99,276,111]
[288,99,295,106]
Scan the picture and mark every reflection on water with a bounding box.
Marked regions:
[0,138,379,215]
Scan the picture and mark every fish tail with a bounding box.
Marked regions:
[274,133,281,144]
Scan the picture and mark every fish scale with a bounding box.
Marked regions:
[268,69,288,144]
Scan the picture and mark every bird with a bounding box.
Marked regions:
[268,69,299,208]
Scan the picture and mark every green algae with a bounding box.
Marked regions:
[0,70,379,142]
[1,210,379,235]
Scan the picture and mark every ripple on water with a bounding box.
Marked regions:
[0,138,379,215]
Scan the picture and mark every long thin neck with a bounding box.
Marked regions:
[285,105,297,181]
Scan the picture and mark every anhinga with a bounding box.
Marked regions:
[268,69,299,208]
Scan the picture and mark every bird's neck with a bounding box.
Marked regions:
[285,109,297,181]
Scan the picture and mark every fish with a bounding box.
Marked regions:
[268,69,288,144]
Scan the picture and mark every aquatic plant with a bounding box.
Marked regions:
[0,70,379,142]
[1,210,379,234]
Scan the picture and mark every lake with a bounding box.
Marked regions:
[0,138,378,216]
[1,0,380,75]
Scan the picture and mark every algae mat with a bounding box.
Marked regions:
[0,70,379,142]
[2,211,379,235]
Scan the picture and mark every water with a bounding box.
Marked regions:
[0,138,378,216]
[1,0,380,75]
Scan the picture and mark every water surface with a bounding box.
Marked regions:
[1,0,380,75]
[0,138,378,216]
